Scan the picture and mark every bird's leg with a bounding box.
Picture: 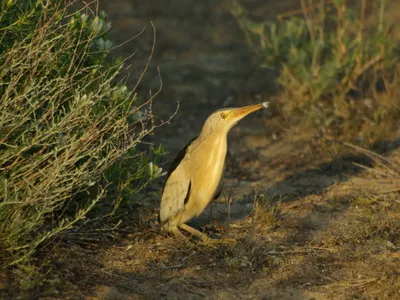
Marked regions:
[179,224,236,245]
[171,209,214,242]
[166,225,198,247]
[168,225,186,240]
[169,213,236,245]
[179,224,211,242]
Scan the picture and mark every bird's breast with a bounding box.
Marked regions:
[188,135,227,213]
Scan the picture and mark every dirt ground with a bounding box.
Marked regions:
[3,0,400,299]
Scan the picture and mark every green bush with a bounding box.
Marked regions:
[0,0,162,266]
[232,0,400,144]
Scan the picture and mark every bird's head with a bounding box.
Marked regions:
[201,102,269,136]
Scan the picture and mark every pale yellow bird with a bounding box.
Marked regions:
[159,102,269,243]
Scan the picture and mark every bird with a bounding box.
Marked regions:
[159,102,269,244]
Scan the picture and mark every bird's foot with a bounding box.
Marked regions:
[177,224,236,246]
[165,226,198,247]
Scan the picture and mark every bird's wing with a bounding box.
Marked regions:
[159,162,191,224]
[159,137,196,224]
[164,136,196,179]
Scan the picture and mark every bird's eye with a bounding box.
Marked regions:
[220,113,227,119]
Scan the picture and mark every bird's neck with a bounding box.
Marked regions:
[198,130,228,146]
[199,124,230,141]
[194,130,227,177]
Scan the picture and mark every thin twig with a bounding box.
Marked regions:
[320,278,378,289]
[264,247,336,255]
[277,0,334,21]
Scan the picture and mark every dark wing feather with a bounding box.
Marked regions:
[184,181,192,204]
[162,136,197,191]
[159,137,196,224]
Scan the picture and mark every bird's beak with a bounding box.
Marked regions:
[230,102,269,120]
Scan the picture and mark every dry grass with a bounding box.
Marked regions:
[231,0,400,146]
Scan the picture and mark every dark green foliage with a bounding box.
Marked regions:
[0,0,162,266]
